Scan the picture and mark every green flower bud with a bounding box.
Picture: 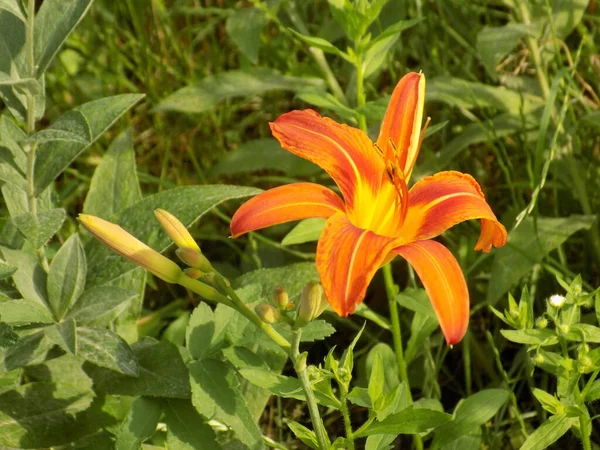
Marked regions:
[255,304,281,324]
[534,354,545,365]
[557,324,570,335]
[176,247,213,273]
[535,317,548,329]
[295,282,327,328]
[184,268,204,279]
[295,352,308,373]
[273,286,290,310]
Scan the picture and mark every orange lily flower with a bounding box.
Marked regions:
[230,72,507,345]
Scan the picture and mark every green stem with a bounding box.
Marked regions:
[580,414,591,450]
[339,382,355,450]
[291,329,330,450]
[354,49,367,132]
[382,263,423,450]
[179,273,292,353]
[516,0,550,99]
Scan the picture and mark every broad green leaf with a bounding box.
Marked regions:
[0,0,25,22]
[519,413,577,450]
[189,358,263,448]
[225,7,266,63]
[25,353,92,389]
[163,399,220,450]
[566,323,600,343]
[85,338,190,398]
[431,389,509,449]
[238,368,303,397]
[327,0,366,41]
[33,0,94,75]
[286,419,319,449]
[156,68,323,114]
[186,302,219,360]
[476,24,533,75]
[77,326,138,376]
[45,318,76,354]
[441,433,482,450]
[427,76,544,115]
[529,0,589,39]
[395,288,435,319]
[295,319,336,342]
[282,218,326,246]
[0,258,17,280]
[34,93,144,194]
[366,343,399,393]
[0,381,94,448]
[289,29,350,60]
[356,407,451,437]
[47,233,86,319]
[369,17,420,45]
[115,396,162,450]
[85,184,261,288]
[0,246,48,305]
[0,329,50,371]
[500,329,558,346]
[65,286,135,326]
[162,311,190,346]
[363,33,399,78]
[585,380,600,402]
[223,347,270,372]
[83,128,142,218]
[0,116,26,189]
[405,312,438,364]
[0,321,20,348]
[233,261,319,303]
[365,434,396,450]
[368,352,385,406]
[487,216,596,304]
[532,388,563,415]
[12,208,66,249]
[209,138,319,178]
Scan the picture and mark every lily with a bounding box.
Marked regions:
[230,72,507,345]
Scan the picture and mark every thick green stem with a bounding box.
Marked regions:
[179,273,292,353]
[291,329,330,450]
[339,383,355,450]
[354,49,367,132]
[382,263,424,450]
[515,0,550,100]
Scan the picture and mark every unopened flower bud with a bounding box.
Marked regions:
[534,354,545,364]
[295,282,327,328]
[535,317,548,329]
[273,286,289,310]
[184,268,204,279]
[578,356,593,373]
[295,352,308,373]
[154,209,200,252]
[176,247,213,273]
[78,214,183,284]
[549,294,566,309]
[255,304,281,324]
[558,324,570,335]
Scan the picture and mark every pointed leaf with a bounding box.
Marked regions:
[282,218,326,246]
[0,321,20,348]
[520,413,578,450]
[225,7,266,63]
[115,396,162,450]
[34,0,94,75]
[45,318,76,354]
[0,298,54,325]
[65,286,134,326]
[83,128,141,218]
[77,326,138,376]
[163,399,220,450]
[12,208,66,248]
[0,246,48,305]
[47,233,86,319]
[356,406,451,437]
[34,93,144,194]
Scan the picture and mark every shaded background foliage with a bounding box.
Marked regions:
[1,0,600,448]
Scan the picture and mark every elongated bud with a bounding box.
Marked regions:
[176,247,213,273]
[78,214,183,283]
[273,286,289,310]
[154,209,200,252]
[255,304,281,324]
[295,282,327,328]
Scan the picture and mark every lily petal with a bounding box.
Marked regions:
[394,240,469,345]
[401,171,507,252]
[376,72,425,180]
[230,182,344,238]
[316,213,399,316]
[270,110,382,211]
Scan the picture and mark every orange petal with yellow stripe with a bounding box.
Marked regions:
[316,213,399,316]
[270,110,382,211]
[376,72,425,180]
[394,240,469,345]
[401,171,507,252]
[230,182,344,238]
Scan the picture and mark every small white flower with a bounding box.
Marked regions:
[549,294,566,308]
